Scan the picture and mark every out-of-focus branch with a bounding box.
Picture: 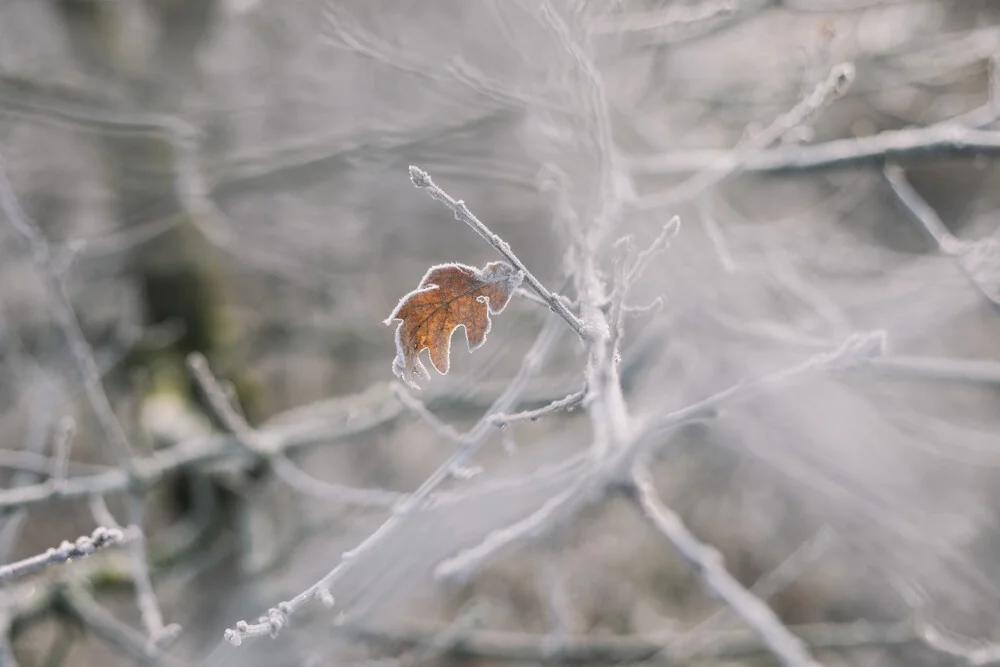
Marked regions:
[488,388,586,427]
[917,622,1000,666]
[884,163,1000,308]
[0,548,937,667]
[341,618,918,664]
[0,375,595,514]
[389,383,464,445]
[433,330,885,584]
[0,527,124,583]
[434,482,588,585]
[0,151,135,469]
[868,355,1000,385]
[587,0,736,35]
[0,449,112,477]
[57,587,185,667]
[0,612,16,667]
[630,465,823,667]
[0,73,193,139]
[631,62,855,209]
[222,314,567,645]
[0,151,178,647]
[674,527,836,649]
[628,125,1000,175]
[614,0,773,47]
[190,353,414,504]
[321,3,564,114]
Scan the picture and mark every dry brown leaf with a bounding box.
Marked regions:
[384,261,524,388]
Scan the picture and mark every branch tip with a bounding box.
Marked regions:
[409,165,431,187]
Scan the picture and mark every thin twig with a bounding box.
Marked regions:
[389,383,463,444]
[435,331,885,582]
[868,355,1000,385]
[0,450,111,477]
[187,352,277,455]
[0,152,135,470]
[222,314,566,645]
[669,526,837,656]
[630,465,824,667]
[434,482,588,584]
[127,502,181,648]
[48,416,76,490]
[340,618,917,664]
[408,166,590,340]
[191,353,421,504]
[628,125,1000,175]
[917,621,1000,666]
[0,527,125,582]
[587,0,736,35]
[538,1,623,248]
[622,332,887,477]
[632,62,855,209]
[371,601,491,667]
[0,613,17,667]
[884,162,1000,307]
[86,497,179,647]
[58,587,186,667]
[883,163,960,252]
[0,152,181,645]
[0,378,582,513]
[488,388,587,427]
[0,379,64,566]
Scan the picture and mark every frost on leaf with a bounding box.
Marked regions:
[384,261,524,388]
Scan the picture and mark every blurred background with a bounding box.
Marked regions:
[1,0,999,665]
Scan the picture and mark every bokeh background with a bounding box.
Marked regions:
[1,1,999,665]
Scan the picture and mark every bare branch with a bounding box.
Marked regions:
[0,612,17,667]
[587,0,736,35]
[187,352,276,455]
[489,388,586,427]
[630,465,824,667]
[884,163,1000,307]
[632,62,855,209]
[58,587,186,667]
[0,151,135,470]
[434,483,587,585]
[0,148,182,648]
[883,163,961,252]
[0,450,111,477]
[629,125,1000,175]
[389,383,463,444]
[48,416,76,490]
[435,331,885,581]
[868,355,1000,385]
[0,377,587,513]
[0,527,124,582]
[340,618,918,664]
[223,314,567,645]
[671,527,838,654]
[127,505,182,649]
[917,621,1000,666]
[408,166,590,340]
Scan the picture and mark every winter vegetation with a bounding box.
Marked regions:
[0,1,999,666]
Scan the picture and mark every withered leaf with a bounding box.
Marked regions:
[384,261,524,388]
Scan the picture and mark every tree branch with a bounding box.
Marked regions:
[884,162,1000,308]
[629,465,823,667]
[0,527,124,583]
[222,314,568,645]
[408,166,590,341]
[628,125,1000,175]
[339,618,917,664]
